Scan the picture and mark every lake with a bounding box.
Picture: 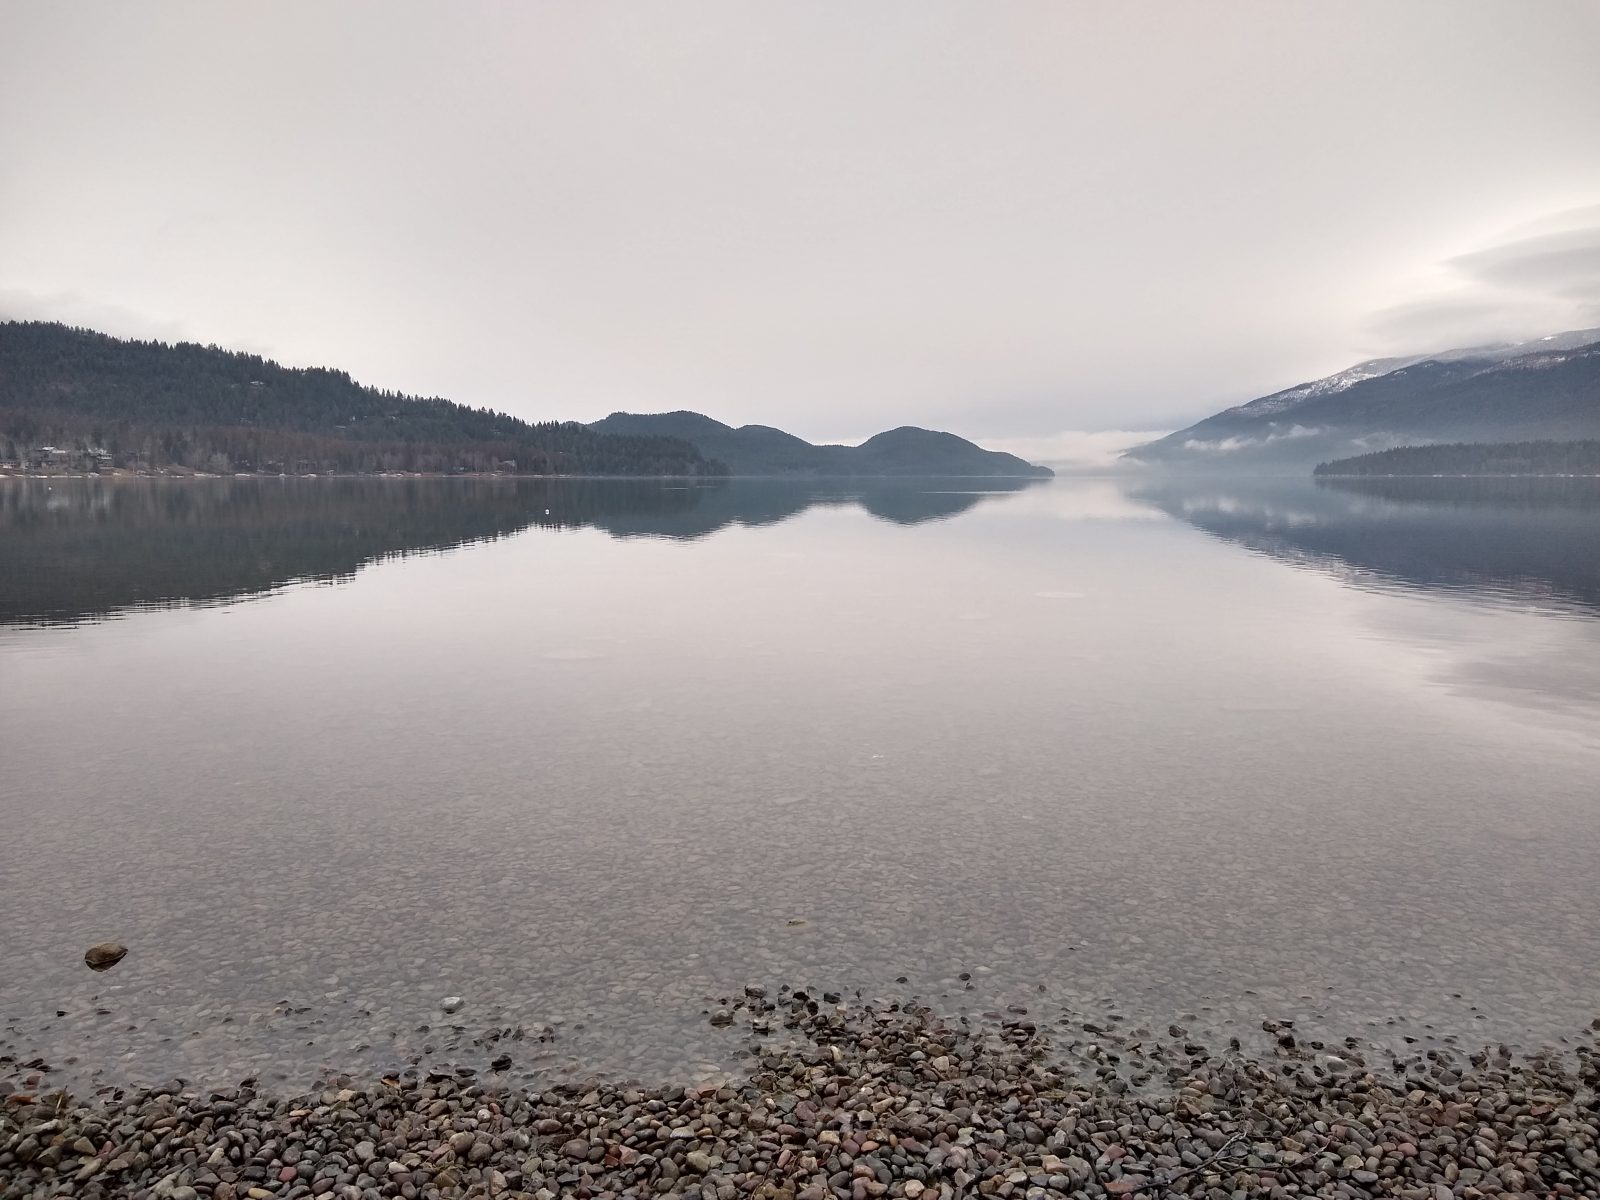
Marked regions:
[3,474,1598,1098]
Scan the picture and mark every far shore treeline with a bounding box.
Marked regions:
[1315,439,1600,477]
[0,322,728,477]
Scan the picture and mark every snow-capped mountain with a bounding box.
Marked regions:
[1224,354,1436,418]
[1126,327,1600,469]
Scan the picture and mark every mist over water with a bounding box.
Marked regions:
[2,475,1598,1093]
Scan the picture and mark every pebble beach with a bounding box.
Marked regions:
[5,988,1598,1200]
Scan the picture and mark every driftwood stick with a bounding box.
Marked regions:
[1148,1130,1249,1194]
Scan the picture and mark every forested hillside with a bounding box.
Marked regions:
[1315,440,1600,476]
[0,322,726,476]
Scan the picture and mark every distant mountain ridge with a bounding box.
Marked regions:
[588,411,1053,477]
[1126,327,1600,469]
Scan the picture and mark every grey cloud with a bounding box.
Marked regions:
[1363,294,1572,353]
[1365,206,1600,353]
[3,2,1600,437]
[1181,426,1325,455]
[1451,221,1600,297]
[1366,296,1523,343]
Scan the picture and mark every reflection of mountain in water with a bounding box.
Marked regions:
[589,479,1038,538]
[0,476,1041,626]
[1132,475,1600,616]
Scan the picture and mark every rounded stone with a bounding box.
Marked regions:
[84,942,128,972]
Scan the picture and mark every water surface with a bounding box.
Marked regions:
[3,474,1598,1094]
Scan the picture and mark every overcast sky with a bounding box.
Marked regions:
[3,2,1599,455]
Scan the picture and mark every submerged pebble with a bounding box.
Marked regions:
[81,944,126,973]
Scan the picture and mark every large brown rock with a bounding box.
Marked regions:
[83,942,127,972]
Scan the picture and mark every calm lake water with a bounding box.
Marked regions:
[3,474,1599,1096]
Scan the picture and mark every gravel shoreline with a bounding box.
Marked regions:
[4,988,1598,1199]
